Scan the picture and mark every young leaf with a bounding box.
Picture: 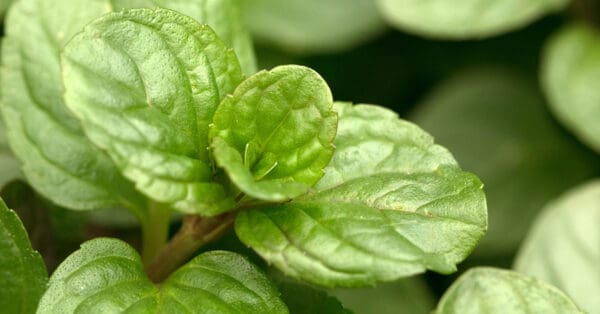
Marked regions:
[210,65,337,202]
[377,0,570,39]
[236,103,486,287]
[435,268,582,313]
[61,8,244,215]
[241,0,385,54]
[0,0,145,211]
[38,238,288,314]
[112,0,257,76]
[411,67,600,256]
[0,198,47,313]
[541,23,600,153]
[514,180,600,313]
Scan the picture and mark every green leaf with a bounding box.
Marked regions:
[61,8,244,215]
[410,67,600,256]
[0,0,13,17]
[435,267,582,313]
[272,274,351,314]
[0,117,22,188]
[112,0,257,76]
[0,198,47,313]
[541,23,600,153]
[38,238,288,314]
[514,180,600,313]
[210,65,337,202]
[0,0,145,211]
[332,277,435,314]
[242,0,385,54]
[236,103,486,287]
[377,0,570,39]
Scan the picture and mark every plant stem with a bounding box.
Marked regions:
[145,212,236,283]
[141,201,171,265]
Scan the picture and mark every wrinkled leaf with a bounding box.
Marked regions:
[242,0,385,54]
[61,8,244,215]
[411,68,600,256]
[541,23,600,153]
[210,65,337,202]
[435,267,582,313]
[113,0,257,76]
[38,238,288,313]
[236,103,486,287]
[377,0,570,39]
[0,0,144,211]
[515,180,600,313]
[332,276,435,314]
[0,198,47,313]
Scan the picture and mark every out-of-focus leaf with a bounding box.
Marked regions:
[0,198,47,313]
[272,273,351,314]
[112,0,257,76]
[377,0,570,39]
[0,0,13,17]
[210,65,337,202]
[514,180,600,313]
[435,267,582,313]
[541,23,600,153]
[411,67,600,256]
[241,0,386,54]
[236,103,487,287]
[61,8,243,215]
[332,277,435,314]
[38,238,288,314]
[0,0,145,212]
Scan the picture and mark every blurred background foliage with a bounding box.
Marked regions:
[1,0,600,313]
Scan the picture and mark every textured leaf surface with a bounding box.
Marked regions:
[38,238,287,314]
[210,65,337,202]
[113,0,256,76]
[61,8,244,215]
[0,198,47,313]
[377,0,569,39]
[515,180,600,313]
[435,268,582,313]
[242,0,385,54]
[0,0,144,211]
[411,68,600,256]
[541,23,600,153]
[236,103,486,287]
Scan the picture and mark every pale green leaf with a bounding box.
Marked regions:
[241,0,385,54]
[61,8,244,215]
[515,180,600,313]
[236,103,486,287]
[377,0,570,39]
[0,0,13,17]
[435,267,582,314]
[112,0,257,76]
[0,0,145,211]
[0,198,47,314]
[411,67,600,256]
[332,277,435,314]
[541,23,600,153]
[210,65,337,202]
[38,238,288,314]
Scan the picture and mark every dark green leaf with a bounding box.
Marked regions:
[411,67,600,256]
[38,238,288,313]
[515,180,600,313]
[272,274,351,314]
[61,8,244,215]
[0,0,145,211]
[242,0,385,54]
[210,65,337,202]
[0,198,47,313]
[435,268,582,313]
[236,103,486,287]
[377,0,570,39]
[541,23,600,153]
[112,0,257,76]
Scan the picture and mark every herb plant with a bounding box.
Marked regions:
[0,0,598,313]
